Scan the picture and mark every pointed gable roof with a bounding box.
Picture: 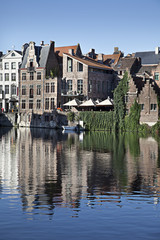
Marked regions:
[21,44,50,68]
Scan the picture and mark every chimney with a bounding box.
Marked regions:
[41,41,44,46]
[114,47,119,54]
[89,49,96,59]
[69,49,74,55]
[155,47,160,54]
[98,53,103,63]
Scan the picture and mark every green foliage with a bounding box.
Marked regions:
[50,68,59,78]
[152,121,160,136]
[113,71,129,132]
[67,111,75,122]
[79,111,114,131]
[125,100,141,131]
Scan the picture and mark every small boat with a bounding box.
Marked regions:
[62,126,77,131]
[62,124,85,132]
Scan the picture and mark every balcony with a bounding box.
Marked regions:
[27,67,35,72]
[61,90,83,96]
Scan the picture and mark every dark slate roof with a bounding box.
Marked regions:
[136,65,156,76]
[21,45,50,68]
[114,57,137,71]
[135,51,160,65]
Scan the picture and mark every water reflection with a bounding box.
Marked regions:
[0,128,160,218]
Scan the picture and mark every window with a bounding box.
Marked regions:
[45,98,49,110]
[154,72,159,80]
[102,81,105,93]
[5,73,9,81]
[67,80,72,91]
[37,85,41,95]
[0,73,2,81]
[51,82,55,92]
[29,85,33,98]
[0,85,2,94]
[141,104,144,110]
[151,104,157,111]
[5,62,9,69]
[22,100,26,109]
[11,62,16,69]
[77,79,83,94]
[97,81,101,93]
[22,85,26,95]
[30,72,34,80]
[29,100,33,109]
[37,99,41,109]
[46,83,50,93]
[22,73,26,80]
[11,85,16,95]
[5,85,9,94]
[37,72,41,80]
[77,62,83,72]
[11,52,15,57]
[88,80,92,93]
[11,73,16,81]
[67,57,73,72]
[50,98,55,110]
[125,95,128,103]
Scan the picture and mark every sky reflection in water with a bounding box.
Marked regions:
[0,128,160,240]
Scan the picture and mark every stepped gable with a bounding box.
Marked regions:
[132,76,145,94]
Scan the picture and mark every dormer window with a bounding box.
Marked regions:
[77,62,83,72]
[30,59,33,67]
[67,57,73,72]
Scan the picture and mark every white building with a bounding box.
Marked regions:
[0,50,22,112]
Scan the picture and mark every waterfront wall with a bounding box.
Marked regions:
[0,113,17,127]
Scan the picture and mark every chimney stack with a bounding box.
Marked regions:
[155,47,160,55]
[98,53,103,63]
[40,41,44,46]
[69,49,74,55]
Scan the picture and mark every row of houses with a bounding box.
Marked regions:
[1,40,160,126]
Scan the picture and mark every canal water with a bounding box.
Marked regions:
[0,127,160,240]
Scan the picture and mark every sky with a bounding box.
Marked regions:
[1,0,160,56]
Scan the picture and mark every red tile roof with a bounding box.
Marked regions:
[55,45,78,57]
[64,53,112,70]
[100,53,122,65]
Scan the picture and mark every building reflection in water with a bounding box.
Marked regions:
[0,128,160,217]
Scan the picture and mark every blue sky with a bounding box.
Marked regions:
[1,0,160,55]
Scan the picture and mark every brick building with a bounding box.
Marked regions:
[62,51,115,106]
[126,74,160,126]
[135,47,160,87]
[19,41,61,126]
